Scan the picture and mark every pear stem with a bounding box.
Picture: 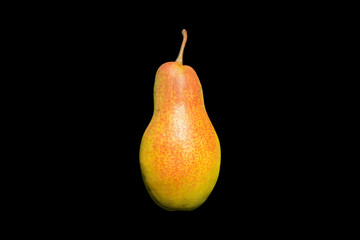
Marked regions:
[175,29,187,65]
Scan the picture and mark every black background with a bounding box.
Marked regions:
[13,4,336,235]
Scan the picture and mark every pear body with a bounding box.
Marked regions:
[140,62,221,211]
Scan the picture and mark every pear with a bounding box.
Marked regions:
[140,29,220,211]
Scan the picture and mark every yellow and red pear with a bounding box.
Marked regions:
[140,29,221,211]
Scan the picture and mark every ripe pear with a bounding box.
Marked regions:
[140,29,220,211]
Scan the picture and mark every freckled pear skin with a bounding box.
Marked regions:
[140,30,220,211]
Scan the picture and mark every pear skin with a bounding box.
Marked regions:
[140,30,220,211]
